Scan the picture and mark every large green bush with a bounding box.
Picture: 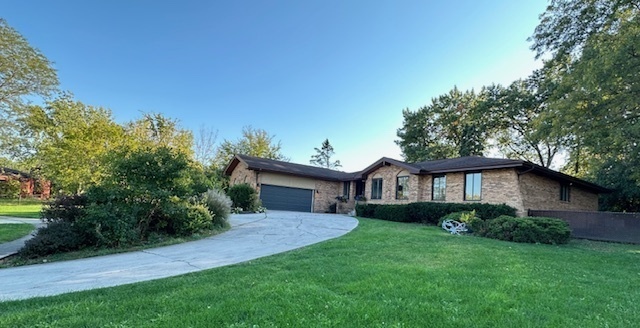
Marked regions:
[20,194,91,257]
[477,215,571,245]
[19,221,84,259]
[227,183,258,212]
[20,147,218,258]
[356,202,516,224]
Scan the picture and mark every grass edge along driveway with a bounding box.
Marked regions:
[0,223,35,243]
[1,217,639,327]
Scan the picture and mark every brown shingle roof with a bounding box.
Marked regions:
[224,155,610,193]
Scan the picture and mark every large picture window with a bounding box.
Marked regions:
[396,176,409,200]
[432,174,446,201]
[371,178,383,200]
[464,172,482,201]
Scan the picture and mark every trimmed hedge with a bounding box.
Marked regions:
[473,215,571,245]
[356,202,516,224]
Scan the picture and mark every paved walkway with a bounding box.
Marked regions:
[0,211,358,302]
[0,217,44,259]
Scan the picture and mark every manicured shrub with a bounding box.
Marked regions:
[202,188,232,228]
[355,203,379,218]
[227,183,258,212]
[169,203,213,236]
[374,205,411,222]
[477,215,571,245]
[19,222,84,258]
[408,202,517,224]
[356,202,517,225]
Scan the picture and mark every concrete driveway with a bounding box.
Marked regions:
[0,211,358,302]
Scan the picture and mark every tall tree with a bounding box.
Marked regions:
[20,96,125,194]
[213,126,288,168]
[531,0,640,210]
[125,113,194,157]
[0,18,59,161]
[485,69,568,167]
[310,139,342,169]
[396,87,492,162]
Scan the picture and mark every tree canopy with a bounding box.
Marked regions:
[0,18,59,162]
[310,139,341,169]
[532,0,640,211]
[396,87,495,162]
[213,126,288,169]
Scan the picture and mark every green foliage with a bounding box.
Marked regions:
[0,179,21,198]
[227,183,258,212]
[395,87,493,161]
[310,139,341,169]
[169,203,213,236]
[20,194,92,256]
[201,188,232,228]
[531,0,640,211]
[19,222,84,259]
[373,205,411,222]
[20,147,216,258]
[486,70,567,167]
[356,202,516,225]
[213,126,288,169]
[124,113,194,157]
[477,215,571,245]
[0,18,59,161]
[18,96,126,194]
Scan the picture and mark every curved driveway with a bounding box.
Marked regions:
[0,211,358,302]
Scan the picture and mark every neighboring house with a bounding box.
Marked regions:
[0,167,51,199]
[224,154,609,216]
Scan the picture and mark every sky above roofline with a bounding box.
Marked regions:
[3,1,548,172]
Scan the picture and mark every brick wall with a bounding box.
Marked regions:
[314,180,341,213]
[363,167,527,215]
[229,162,258,190]
[520,173,598,212]
[364,165,418,205]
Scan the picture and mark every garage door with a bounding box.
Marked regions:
[260,184,313,212]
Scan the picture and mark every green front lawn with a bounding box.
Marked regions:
[1,218,639,327]
[0,199,44,218]
[0,223,35,243]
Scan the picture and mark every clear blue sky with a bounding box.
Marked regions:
[3,0,547,172]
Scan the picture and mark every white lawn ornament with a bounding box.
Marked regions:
[442,219,468,235]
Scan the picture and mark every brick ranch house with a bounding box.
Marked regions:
[0,167,51,199]
[224,154,609,216]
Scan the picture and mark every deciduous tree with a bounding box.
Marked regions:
[396,87,492,162]
[213,126,288,168]
[0,18,59,161]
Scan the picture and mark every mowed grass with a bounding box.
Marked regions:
[1,218,639,327]
[0,223,34,243]
[0,199,44,218]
